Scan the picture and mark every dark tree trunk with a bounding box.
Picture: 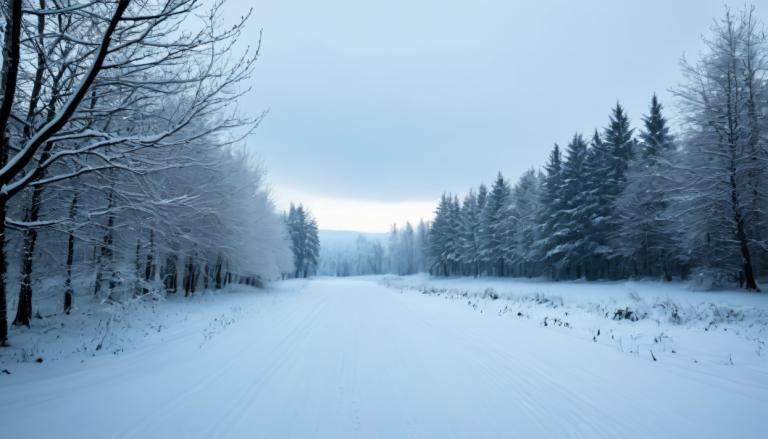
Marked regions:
[106,190,117,296]
[164,255,178,293]
[183,255,198,296]
[736,217,759,291]
[144,229,155,282]
[95,190,116,298]
[93,246,103,296]
[13,24,60,325]
[190,260,197,294]
[64,192,77,314]
[729,140,760,291]
[0,197,8,346]
[203,262,209,290]
[13,208,36,326]
[294,258,302,279]
[214,255,222,289]
[135,239,141,296]
[662,250,672,282]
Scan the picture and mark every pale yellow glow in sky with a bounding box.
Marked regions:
[272,187,435,233]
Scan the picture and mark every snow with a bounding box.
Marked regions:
[1,276,767,438]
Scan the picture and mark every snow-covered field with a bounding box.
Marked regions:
[1,276,767,438]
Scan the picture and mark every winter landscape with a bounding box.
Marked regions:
[1,1,768,438]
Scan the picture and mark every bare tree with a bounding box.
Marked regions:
[0,0,264,344]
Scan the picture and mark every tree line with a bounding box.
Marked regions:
[0,0,294,346]
[284,204,320,278]
[424,7,767,291]
[317,222,430,277]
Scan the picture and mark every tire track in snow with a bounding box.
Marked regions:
[113,291,327,439]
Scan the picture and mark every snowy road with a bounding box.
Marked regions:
[1,277,766,438]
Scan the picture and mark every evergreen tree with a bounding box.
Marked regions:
[535,144,564,277]
[477,184,489,211]
[639,95,672,158]
[459,190,482,276]
[479,173,511,276]
[415,220,430,272]
[388,224,400,274]
[286,204,320,278]
[509,169,541,277]
[554,134,590,278]
[402,222,416,275]
[429,195,452,275]
[614,95,676,279]
[601,103,636,277]
[580,130,613,279]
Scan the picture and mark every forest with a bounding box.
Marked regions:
[375,8,768,292]
[0,0,296,347]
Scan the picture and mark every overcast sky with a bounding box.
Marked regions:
[225,0,762,232]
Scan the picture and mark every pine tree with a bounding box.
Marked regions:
[554,134,590,278]
[477,184,489,211]
[509,169,541,277]
[639,95,672,158]
[580,130,613,279]
[402,222,416,274]
[535,144,564,278]
[614,95,676,279]
[479,173,511,276]
[286,204,320,278]
[388,224,400,274]
[601,103,636,277]
[459,190,482,277]
[415,220,430,272]
[429,195,452,275]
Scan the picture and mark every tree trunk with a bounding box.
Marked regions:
[729,136,760,291]
[63,192,77,313]
[105,190,117,297]
[736,217,759,291]
[190,260,197,294]
[93,246,103,296]
[134,239,141,296]
[214,255,222,289]
[13,209,36,326]
[0,0,23,158]
[144,229,155,282]
[203,262,209,290]
[168,255,178,293]
[0,197,8,346]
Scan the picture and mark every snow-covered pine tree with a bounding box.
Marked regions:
[475,183,489,273]
[578,130,613,279]
[535,144,564,278]
[459,190,482,277]
[286,204,320,278]
[614,95,676,279]
[443,196,464,275]
[415,220,431,273]
[601,103,636,277]
[401,222,416,275]
[509,169,542,277]
[388,224,400,274]
[429,195,452,275]
[479,173,511,276]
[554,134,590,278]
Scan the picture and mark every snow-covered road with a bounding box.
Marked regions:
[1,277,765,438]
